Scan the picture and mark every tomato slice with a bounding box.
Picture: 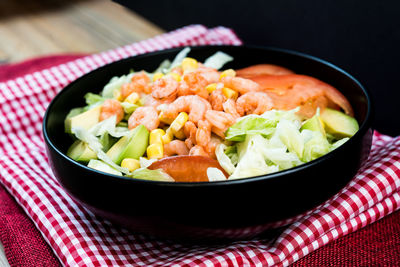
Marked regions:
[236,64,294,78]
[148,155,228,182]
[249,74,354,117]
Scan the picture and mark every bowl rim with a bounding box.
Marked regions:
[42,45,373,188]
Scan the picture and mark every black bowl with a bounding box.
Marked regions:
[43,45,373,240]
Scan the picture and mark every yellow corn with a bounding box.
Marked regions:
[220,69,236,79]
[125,92,140,104]
[181,57,198,71]
[113,90,124,101]
[149,129,165,145]
[159,111,174,125]
[153,72,164,82]
[147,143,164,159]
[222,87,238,100]
[161,128,174,144]
[170,112,188,132]
[121,158,140,172]
[168,72,182,82]
[173,128,186,140]
[206,83,218,93]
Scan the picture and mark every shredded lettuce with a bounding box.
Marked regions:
[139,157,157,168]
[130,168,174,182]
[88,159,122,176]
[225,116,276,142]
[273,119,304,158]
[207,167,227,182]
[203,51,233,70]
[230,135,279,179]
[84,93,105,106]
[330,137,349,151]
[301,130,330,162]
[88,116,130,138]
[168,47,191,71]
[101,73,136,98]
[215,144,236,175]
[66,107,83,119]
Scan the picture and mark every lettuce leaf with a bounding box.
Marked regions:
[301,130,331,162]
[215,144,236,175]
[225,116,276,141]
[230,135,279,179]
[203,51,233,70]
[130,168,174,182]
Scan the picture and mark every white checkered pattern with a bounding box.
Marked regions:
[0,25,399,266]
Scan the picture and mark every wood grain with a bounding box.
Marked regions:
[0,0,164,63]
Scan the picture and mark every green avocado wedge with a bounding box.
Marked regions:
[301,114,326,137]
[65,105,101,133]
[67,140,97,163]
[106,125,149,165]
[320,108,359,138]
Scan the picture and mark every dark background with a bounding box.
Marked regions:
[116,0,400,136]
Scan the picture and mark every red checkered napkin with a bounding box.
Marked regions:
[0,24,399,267]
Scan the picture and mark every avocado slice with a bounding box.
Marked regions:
[65,105,101,133]
[87,159,122,176]
[67,140,97,163]
[106,125,149,164]
[301,114,326,137]
[320,108,359,138]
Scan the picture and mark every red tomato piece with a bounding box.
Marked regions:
[148,155,228,182]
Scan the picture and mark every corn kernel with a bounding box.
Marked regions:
[147,143,164,159]
[222,87,238,100]
[170,112,188,132]
[220,69,236,79]
[153,72,164,82]
[173,128,186,140]
[150,129,165,145]
[161,129,174,144]
[121,158,140,172]
[206,83,218,93]
[113,90,124,101]
[159,111,174,125]
[181,57,198,71]
[125,92,140,104]
[168,72,182,82]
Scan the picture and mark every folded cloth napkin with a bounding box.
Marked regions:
[0,24,399,266]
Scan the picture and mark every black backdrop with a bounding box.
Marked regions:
[116,0,400,136]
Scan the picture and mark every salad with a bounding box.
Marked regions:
[65,48,359,182]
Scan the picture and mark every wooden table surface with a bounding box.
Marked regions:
[0,0,163,264]
[0,0,164,64]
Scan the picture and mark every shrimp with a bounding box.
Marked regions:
[151,76,179,100]
[208,86,226,111]
[222,98,240,119]
[189,145,209,157]
[236,64,294,78]
[196,120,211,147]
[100,99,124,124]
[183,121,197,149]
[163,95,211,124]
[143,94,175,108]
[120,71,150,99]
[179,72,209,99]
[164,140,189,156]
[195,67,220,84]
[236,92,274,116]
[204,135,223,159]
[205,110,236,133]
[128,106,159,131]
[221,76,260,94]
